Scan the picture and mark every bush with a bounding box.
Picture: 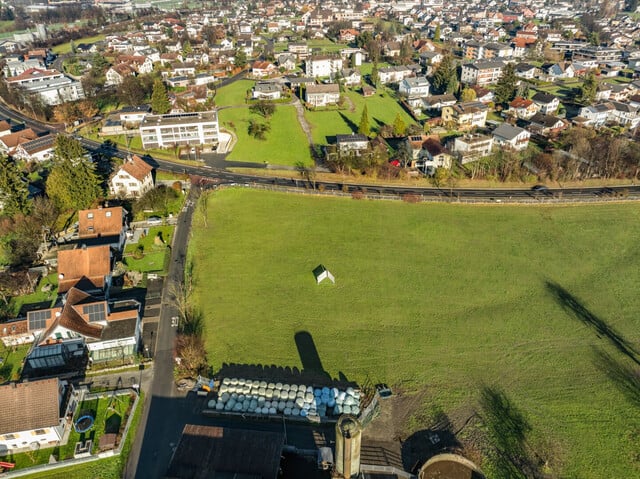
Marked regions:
[133,244,144,259]
[402,193,421,203]
[171,181,182,192]
[133,185,179,217]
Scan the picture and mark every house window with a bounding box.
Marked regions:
[87,213,94,219]
[88,226,94,232]
[106,211,112,217]
[33,429,47,435]
[55,333,62,339]
[4,434,16,440]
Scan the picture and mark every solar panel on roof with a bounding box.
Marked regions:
[83,303,106,323]
[28,309,51,330]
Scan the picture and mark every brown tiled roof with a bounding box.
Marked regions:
[78,207,123,239]
[0,128,37,148]
[39,289,104,343]
[0,120,11,133]
[57,245,110,293]
[0,378,60,435]
[120,155,153,182]
[6,68,59,83]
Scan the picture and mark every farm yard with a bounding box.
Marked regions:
[189,189,640,478]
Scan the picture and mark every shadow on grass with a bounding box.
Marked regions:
[338,112,358,133]
[592,348,640,408]
[479,386,542,479]
[545,281,639,365]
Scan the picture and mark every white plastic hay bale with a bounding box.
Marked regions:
[216,402,225,411]
[282,383,290,391]
[207,400,216,409]
[290,384,298,392]
[219,392,230,403]
[278,401,286,411]
[222,378,230,385]
[305,392,314,402]
[334,404,343,415]
[228,398,236,407]
[343,405,352,415]
[286,400,294,409]
[284,407,292,415]
[267,382,275,389]
[352,390,361,400]
[265,401,272,409]
[259,381,268,388]
[238,394,245,402]
[250,398,258,409]
[238,378,246,386]
[344,396,355,406]
[269,407,276,414]
[307,386,314,393]
[243,386,251,395]
[275,382,283,390]
[231,392,238,399]
[332,387,339,398]
[283,391,291,400]
[298,385,306,392]
[272,390,281,400]
[266,389,274,399]
[295,398,304,408]
[292,407,300,416]
[351,406,360,416]
[309,408,317,416]
[346,387,355,396]
[257,396,266,405]
[234,403,243,412]
[219,385,227,394]
[224,402,233,411]
[230,378,238,385]
[257,387,265,396]
[303,402,311,410]
[243,399,250,409]
[297,392,305,401]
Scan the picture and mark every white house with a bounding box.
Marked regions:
[305,56,344,78]
[119,105,151,125]
[399,76,430,98]
[378,65,415,84]
[139,111,220,149]
[109,155,155,198]
[492,123,531,150]
[5,68,85,106]
[0,378,75,455]
[336,134,369,154]
[11,134,56,163]
[252,82,282,100]
[452,134,494,164]
[305,83,340,107]
[531,92,560,115]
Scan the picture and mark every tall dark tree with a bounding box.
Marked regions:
[358,104,371,136]
[118,76,146,105]
[151,79,171,114]
[495,62,518,105]
[0,155,29,217]
[577,72,597,105]
[235,48,248,68]
[432,54,457,94]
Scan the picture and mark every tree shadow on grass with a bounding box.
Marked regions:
[592,347,640,408]
[338,112,358,133]
[545,281,639,365]
[479,386,543,479]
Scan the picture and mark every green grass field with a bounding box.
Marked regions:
[214,80,254,108]
[123,226,173,274]
[52,35,106,54]
[190,189,640,478]
[220,105,312,166]
[305,88,414,144]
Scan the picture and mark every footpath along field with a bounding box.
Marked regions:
[189,189,640,478]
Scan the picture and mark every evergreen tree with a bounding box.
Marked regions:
[151,79,172,114]
[235,48,247,68]
[433,24,441,42]
[432,54,457,94]
[370,62,379,87]
[494,62,518,105]
[358,104,371,136]
[392,113,406,137]
[577,72,598,105]
[0,155,29,217]
[47,136,102,211]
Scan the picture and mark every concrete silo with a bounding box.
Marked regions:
[334,415,362,478]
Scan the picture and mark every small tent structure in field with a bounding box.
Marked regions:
[313,265,335,284]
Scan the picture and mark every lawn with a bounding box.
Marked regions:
[52,34,106,54]
[220,105,312,166]
[307,38,349,53]
[214,79,254,107]
[304,87,414,144]
[190,189,640,478]
[9,273,59,317]
[123,226,174,274]
[0,343,30,382]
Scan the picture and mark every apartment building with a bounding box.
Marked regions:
[139,111,219,148]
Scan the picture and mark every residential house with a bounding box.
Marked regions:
[29,288,142,364]
[105,64,135,86]
[276,53,297,72]
[166,76,190,88]
[0,378,74,454]
[193,73,216,86]
[0,128,38,153]
[442,101,488,130]
[109,155,154,198]
[77,206,127,252]
[492,123,531,150]
[11,134,56,163]
[508,97,539,119]
[577,103,615,127]
[531,92,560,115]
[609,101,640,129]
[251,61,277,78]
[336,134,369,155]
[452,134,494,164]
[399,76,430,98]
[527,113,567,136]
[404,135,452,174]
[422,94,457,112]
[460,60,505,86]
[339,69,361,87]
[170,63,197,77]
[305,83,341,107]
[288,43,310,60]
[540,62,575,81]
[305,56,343,78]
[57,244,112,296]
[378,65,415,85]
[252,82,282,100]
[119,105,151,126]
[515,63,538,79]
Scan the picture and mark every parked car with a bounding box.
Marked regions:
[146,216,162,225]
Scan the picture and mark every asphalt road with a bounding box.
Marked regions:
[126,186,198,479]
